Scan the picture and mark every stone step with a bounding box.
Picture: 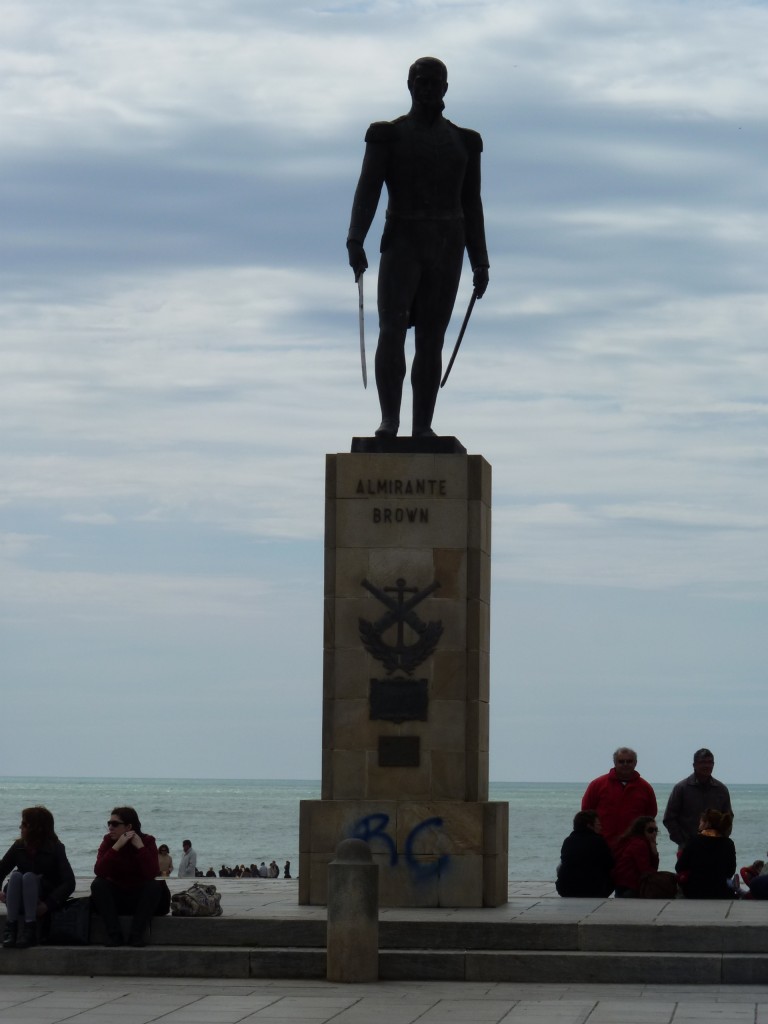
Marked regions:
[86,914,768,954]
[4,944,768,984]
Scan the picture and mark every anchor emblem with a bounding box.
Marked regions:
[359,577,443,675]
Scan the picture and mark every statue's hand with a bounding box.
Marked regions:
[473,266,489,298]
[347,240,368,282]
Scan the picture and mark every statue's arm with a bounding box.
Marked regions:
[347,131,388,281]
[460,130,490,297]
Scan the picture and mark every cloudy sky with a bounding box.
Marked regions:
[2,0,766,785]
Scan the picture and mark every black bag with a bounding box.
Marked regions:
[45,896,91,945]
[638,871,678,899]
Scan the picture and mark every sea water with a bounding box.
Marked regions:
[1,777,767,880]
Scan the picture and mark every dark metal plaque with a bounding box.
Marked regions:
[378,736,421,768]
[370,678,428,723]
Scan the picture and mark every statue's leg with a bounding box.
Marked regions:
[411,226,464,436]
[374,328,406,436]
[375,235,419,437]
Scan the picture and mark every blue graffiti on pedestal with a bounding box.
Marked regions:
[350,812,450,879]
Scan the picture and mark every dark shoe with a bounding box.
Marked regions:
[412,427,437,438]
[15,923,37,948]
[128,921,148,947]
[2,922,17,948]
[375,418,399,437]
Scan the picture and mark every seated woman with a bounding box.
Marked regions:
[1,806,75,949]
[677,808,736,899]
[740,859,764,887]
[556,810,614,897]
[90,806,170,947]
[612,816,659,897]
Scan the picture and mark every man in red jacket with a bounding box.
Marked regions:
[581,748,657,850]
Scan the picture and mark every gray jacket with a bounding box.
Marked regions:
[662,774,732,847]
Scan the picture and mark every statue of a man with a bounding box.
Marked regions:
[347,57,490,438]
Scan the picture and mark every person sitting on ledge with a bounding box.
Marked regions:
[555,810,614,898]
[91,806,170,947]
[677,808,736,900]
[612,816,660,897]
[1,806,75,949]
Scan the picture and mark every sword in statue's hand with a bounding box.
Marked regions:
[357,274,367,388]
[440,287,478,388]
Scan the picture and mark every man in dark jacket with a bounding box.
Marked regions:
[663,748,732,850]
[347,57,489,438]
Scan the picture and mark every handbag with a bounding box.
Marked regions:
[44,896,91,945]
[638,871,678,899]
[170,882,222,917]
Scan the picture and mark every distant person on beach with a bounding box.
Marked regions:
[205,867,216,878]
[178,839,197,878]
[581,747,657,850]
[284,860,291,879]
[91,806,170,946]
[663,748,732,850]
[258,861,269,878]
[677,808,736,899]
[157,844,173,877]
[1,806,75,949]
[269,860,279,878]
[555,810,614,898]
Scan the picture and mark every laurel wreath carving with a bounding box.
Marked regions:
[359,618,443,675]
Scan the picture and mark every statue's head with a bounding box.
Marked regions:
[407,57,448,108]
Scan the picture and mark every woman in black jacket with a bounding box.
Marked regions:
[677,807,736,900]
[1,806,75,948]
[556,809,614,897]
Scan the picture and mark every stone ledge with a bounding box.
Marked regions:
[350,437,467,454]
[3,945,763,984]
[464,949,724,984]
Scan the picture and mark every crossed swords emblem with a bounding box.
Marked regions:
[359,577,443,675]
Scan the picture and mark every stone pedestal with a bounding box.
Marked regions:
[299,447,508,907]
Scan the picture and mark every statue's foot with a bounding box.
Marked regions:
[375,419,399,437]
[412,427,437,439]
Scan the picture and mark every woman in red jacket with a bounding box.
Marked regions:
[612,816,659,897]
[90,806,170,947]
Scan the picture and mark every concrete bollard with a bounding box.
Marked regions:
[326,838,379,983]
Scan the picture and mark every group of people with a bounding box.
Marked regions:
[217,861,290,878]
[1,804,167,948]
[556,746,759,899]
[1,806,297,950]
[157,844,291,881]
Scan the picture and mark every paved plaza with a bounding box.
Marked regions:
[5,879,768,1018]
[3,975,768,1024]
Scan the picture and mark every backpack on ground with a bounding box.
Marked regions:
[170,882,222,917]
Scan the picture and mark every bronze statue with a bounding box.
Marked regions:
[347,57,490,438]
